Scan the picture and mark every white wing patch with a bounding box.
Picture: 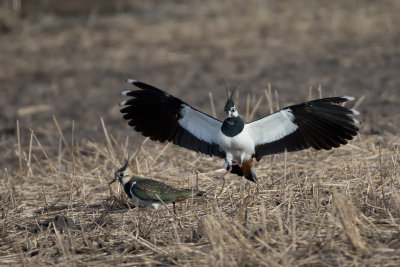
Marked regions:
[178,104,222,144]
[246,109,298,146]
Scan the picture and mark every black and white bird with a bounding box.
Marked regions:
[119,79,360,182]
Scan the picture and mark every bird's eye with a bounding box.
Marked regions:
[118,172,124,178]
[231,107,236,112]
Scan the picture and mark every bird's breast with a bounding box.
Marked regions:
[218,126,255,162]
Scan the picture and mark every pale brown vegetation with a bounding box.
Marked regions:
[1,116,400,266]
[1,0,400,266]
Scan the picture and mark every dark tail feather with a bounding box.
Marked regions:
[241,166,257,183]
[225,163,258,183]
[246,166,258,183]
[230,164,244,176]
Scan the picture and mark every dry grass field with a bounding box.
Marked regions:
[1,0,400,266]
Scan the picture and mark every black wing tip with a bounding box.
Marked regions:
[329,96,361,124]
[124,78,161,92]
[342,96,355,102]
[121,91,131,97]
[341,96,361,118]
[306,95,361,123]
[121,79,137,97]
[121,78,159,99]
[125,78,137,84]
[119,100,128,106]
[309,95,356,105]
[331,96,355,103]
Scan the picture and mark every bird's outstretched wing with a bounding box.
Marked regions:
[120,79,225,158]
[246,96,360,161]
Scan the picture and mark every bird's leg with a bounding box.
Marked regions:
[217,157,233,180]
[213,160,232,196]
[228,164,233,172]
[173,202,176,214]
[219,164,232,179]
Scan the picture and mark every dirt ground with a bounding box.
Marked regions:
[1,0,400,266]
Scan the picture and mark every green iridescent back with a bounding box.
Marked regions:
[131,177,203,203]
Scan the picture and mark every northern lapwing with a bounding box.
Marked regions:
[109,162,206,213]
[119,79,360,182]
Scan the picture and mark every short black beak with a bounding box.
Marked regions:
[109,178,117,185]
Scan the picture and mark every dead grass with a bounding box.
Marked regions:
[1,0,400,265]
[1,105,400,266]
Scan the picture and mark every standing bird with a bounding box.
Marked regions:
[119,79,360,182]
[109,162,206,213]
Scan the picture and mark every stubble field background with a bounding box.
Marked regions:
[0,0,399,265]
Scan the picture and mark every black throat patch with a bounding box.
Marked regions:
[123,180,134,199]
[221,117,245,137]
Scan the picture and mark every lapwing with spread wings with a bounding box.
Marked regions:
[119,79,360,182]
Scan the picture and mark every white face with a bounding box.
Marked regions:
[226,106,238,118]
[117,168,132,185]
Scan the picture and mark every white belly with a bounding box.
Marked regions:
[218,125,255,163]
[131,194,161,209]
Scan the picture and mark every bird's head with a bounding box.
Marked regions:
[109,161,131,185]
[224,88,238,118]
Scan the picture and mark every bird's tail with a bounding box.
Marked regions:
[176,190,207,202]
[224,161,258,183]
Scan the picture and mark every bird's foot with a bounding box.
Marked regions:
[217,164,232,179]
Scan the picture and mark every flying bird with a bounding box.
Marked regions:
[119,79,360,182]
[109,162,206,213]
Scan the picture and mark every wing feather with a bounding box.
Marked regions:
[247,96,360,161]
[120,80,225,158]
